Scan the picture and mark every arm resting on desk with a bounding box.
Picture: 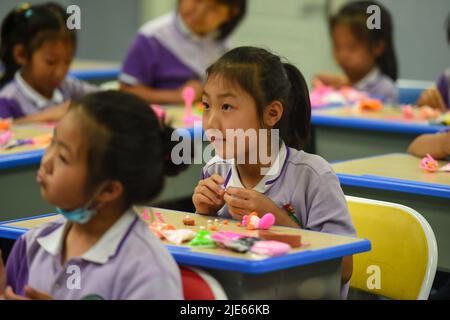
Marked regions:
[13,101,70,125]
[407,131,450,160]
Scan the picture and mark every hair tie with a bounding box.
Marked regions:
[24,9,33,18]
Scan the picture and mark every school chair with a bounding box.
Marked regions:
[180,266,227,300]
[346,196,438,300]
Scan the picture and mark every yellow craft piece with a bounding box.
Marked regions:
[347,197,437,300]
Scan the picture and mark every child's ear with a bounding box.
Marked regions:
[263,101,284,128]
[96,181,124,203]
[373,40,386,58]
[12,44,28,66]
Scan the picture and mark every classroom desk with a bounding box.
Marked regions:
[332,153,450,271]
[69,59,120,84]
[0,107,203,220]
[0,207,371,299]
[312,106,448,162]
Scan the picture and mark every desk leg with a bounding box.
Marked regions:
[206,259,342,299]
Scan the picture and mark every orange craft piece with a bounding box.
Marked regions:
[358,99,383,111]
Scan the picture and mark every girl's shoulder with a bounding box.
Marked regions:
[138,11,175,38]
[286,148,335,177]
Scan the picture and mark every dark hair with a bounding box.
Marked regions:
[206,46,311,150]
[70,91,185,206]
[330,0,398,81]
[178,0,247,40]
[0,2,76,87]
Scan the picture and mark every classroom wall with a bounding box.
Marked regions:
[0,0,448,81]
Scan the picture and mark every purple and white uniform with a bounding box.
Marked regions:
[0,72,99,119]
[6,208,182,300]
[436,68,450,109]
[119,12,230,89]
[201,143,356,237]
[354,67,398,105]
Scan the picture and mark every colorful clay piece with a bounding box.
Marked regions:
[150,104,166,120]
[402,105,414,119]
[258,230,302,248]
[240,212,275,230]
[220,237,261,253]
[148,222,175,239]
[188,230,215,248]
[142,209,151,221]
[161,229,197,245]
[420,154,439,172]
[0,119,11,131]
[419,105,441,120]
[0,131,12,147]
[183,215,195,226]
[441,163,450,172]
[358,99,383,112]
[250,241,291,257]
[211,231,246,243]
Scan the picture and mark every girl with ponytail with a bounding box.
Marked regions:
[315,0,398,105]
[0,2,98,123]
[192,46,355,296]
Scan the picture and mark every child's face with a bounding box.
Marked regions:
[20,39,74,97]
[202,75,262,160]
[331,23,381,82]
[37,111,90,211]
[179,0,233,36]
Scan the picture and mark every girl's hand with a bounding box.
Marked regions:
[224,187,300,228]
[5,285,53,300]
[192,174,226,215]
[416,87,447,112]
[0,250,5,298]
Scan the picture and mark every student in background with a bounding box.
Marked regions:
[408,131,450,160]
[315,0,398,104]
[192,47,355,298]
[119,0,246,105]
[0,3,98,124]
[0,91,184,300]
[415,13,450,111]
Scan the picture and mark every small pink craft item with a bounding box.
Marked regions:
[402,105,414,119]
[0,130,12,146]
[440,163,450,172]
[182,86,201,124]
[241,212,275,230]
[212,231,246,243]
[420,154,439,172]
[250,241,291,257]
[142,209,151,221]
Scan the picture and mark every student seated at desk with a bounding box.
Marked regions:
[415,13,450,112]
[0,91,184,300]
[0,3,98,124]
[192,47,356,298]
[314,1,398,105]
[119,0,246,105]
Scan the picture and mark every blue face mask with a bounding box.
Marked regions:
[56,206,98,224]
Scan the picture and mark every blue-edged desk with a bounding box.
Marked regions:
[312,106,448,162]
[332,153,450,271]
[0,208,370,299]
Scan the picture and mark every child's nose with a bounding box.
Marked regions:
[41,147,55,174]
[204,108,221,130]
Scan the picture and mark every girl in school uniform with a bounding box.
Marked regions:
[0,3,98,124]
[119,0,246,105]
[0,91,183,300]
[315,0,398,105]
[192,46,356,298]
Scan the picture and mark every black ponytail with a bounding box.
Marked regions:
[0,2,76,88]
[280,63,311,150]
[206,46,311,150]
[330,0,398,81]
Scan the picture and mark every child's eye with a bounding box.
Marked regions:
[46,60,57,66]
[58,154,68,164]
[221,104,232,111]
[202,102,210,110]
